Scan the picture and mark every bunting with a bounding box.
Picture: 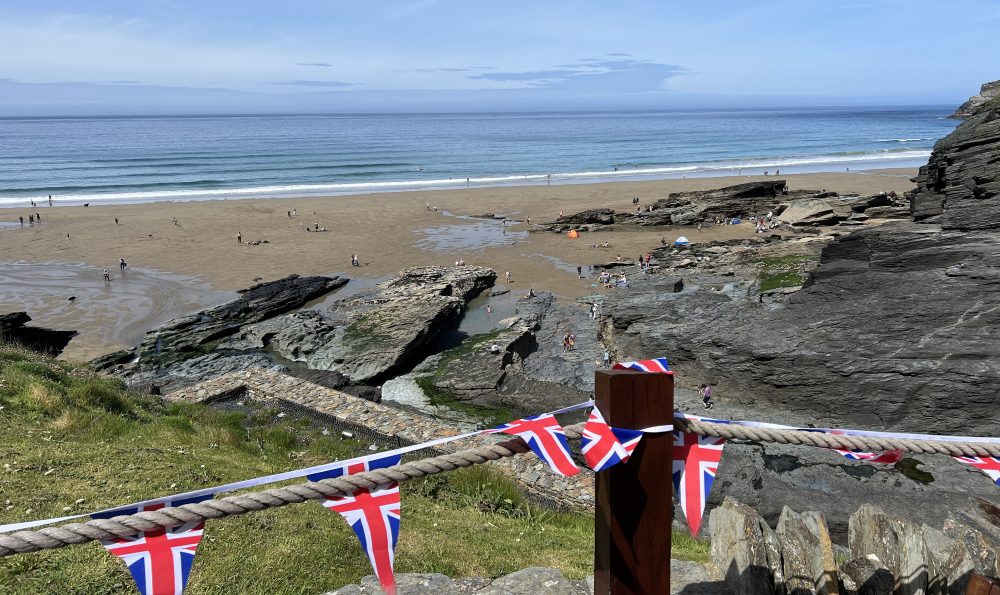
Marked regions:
[672,431,725,537]
[613,357,670,373]
[953,456,1000,486]
[492,414,580,476]
[94,495,211,595]
[308,454,403,595]
[580,406,644,472]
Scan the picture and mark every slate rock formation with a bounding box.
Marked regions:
[910,95,1000,224]
[951,80,1000,119]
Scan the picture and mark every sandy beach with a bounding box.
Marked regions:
[0,169,917,360]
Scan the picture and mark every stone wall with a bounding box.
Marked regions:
[167,368,595,511]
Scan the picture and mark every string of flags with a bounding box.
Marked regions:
[3,356,999,595]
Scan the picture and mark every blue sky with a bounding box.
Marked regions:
[1,0,998,115]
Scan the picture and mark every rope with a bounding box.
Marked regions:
[3,416,999,557]
[675,418,1000,458]
[0,424,583,557]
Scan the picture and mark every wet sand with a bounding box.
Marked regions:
[0,169,917,359]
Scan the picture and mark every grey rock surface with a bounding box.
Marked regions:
[910,98,1000,225]
[841,555,894,595]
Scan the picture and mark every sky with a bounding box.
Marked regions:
[1,0,998,115]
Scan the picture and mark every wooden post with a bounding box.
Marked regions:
[594,369,675,595]
[965,573,1000,595]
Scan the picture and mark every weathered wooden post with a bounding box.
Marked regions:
[594,369,675,595]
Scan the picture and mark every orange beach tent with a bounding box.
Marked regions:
[567,230,579,238]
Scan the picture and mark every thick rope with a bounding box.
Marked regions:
[2,417,998,557]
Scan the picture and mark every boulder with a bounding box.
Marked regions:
[632,181,789,225]
[709,497,779,595]
[848,505,928,595]
[0,312,77,356]
[942,499,1000,580]
[850,194,896,213]
[775,507,840,594]
[841,556,894,595]
[475,567,579,595]
[921,524,974,595]
[779,198,853,227]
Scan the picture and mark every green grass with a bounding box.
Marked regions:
[756,254,814,292]
[0,344,707,593]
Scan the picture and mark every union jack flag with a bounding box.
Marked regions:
[832,448,903,464]
[493,414,580,476]
[953,456,1000,487]
[308,454,402,595]
[613,357,671,373]
[94,495,210,595]
[673,431,725,537]
[580,407,644,472]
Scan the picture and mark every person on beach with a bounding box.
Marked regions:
[172,217,178,226]
[505,270,511,283]
[702,384,713,409]
[28,214,34,225]
[36,212,40,222]
[31,200,36,208]
[115,218,119,225]
[589,303,597,320]
[119,258,127,271]
[527,288,536,298]
[103,269,111,283]
[577,265,583,278]
[287,210,291,218]
[568,333,576,351]
[486,305,492,315]
[18,216,23,227]
[48,195,52,207]
[237,232,242,243]
[562,333,570,352]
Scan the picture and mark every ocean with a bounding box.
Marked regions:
[0,107,957,207]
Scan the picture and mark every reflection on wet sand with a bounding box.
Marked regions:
[0,261,235,360]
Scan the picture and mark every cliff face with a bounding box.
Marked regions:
[605,102,1000,433]
[951,80,1000,118]
[910,97,1000,225]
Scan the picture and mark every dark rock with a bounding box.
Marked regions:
[851,194,896,213]
[841,556,894,595]
[951,80,1000,119]
[909,98,1000,225]
[642,181,789,225]
[0,312,77,356]
[779,197,854,227]
[862,205,910,219]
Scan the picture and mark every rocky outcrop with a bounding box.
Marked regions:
[711,500,997,595]
[0,312,77,355]
[952,80,1000,119]
[91,275,347,389]
[909,98,1000,225]
[254,266,497,384]
[422,291,600,415]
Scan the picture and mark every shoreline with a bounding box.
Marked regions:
[0,158,925,208]
[0,168,919,360]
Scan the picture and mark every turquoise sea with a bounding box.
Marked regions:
[0,107,957,207]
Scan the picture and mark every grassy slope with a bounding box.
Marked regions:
[0,345,707,594]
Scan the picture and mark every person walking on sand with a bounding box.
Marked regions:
[103,269,111,284]
[505,270,511,283]
[48,195,52,207]
[115,218,119,225]
[702,384,713,409]
[35,212,40,222]
[577,265,583,278]
[237,232,242,244]
[172,217,178,226]
[18,216,23,227]
[119,258,127,271]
